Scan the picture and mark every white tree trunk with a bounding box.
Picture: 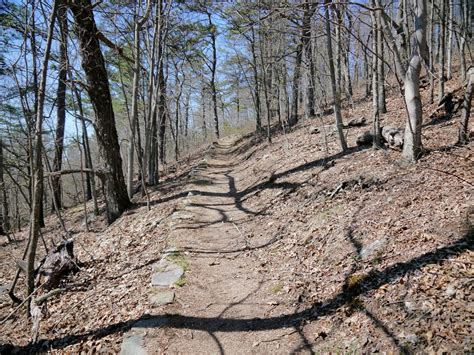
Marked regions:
[402,0,429,162]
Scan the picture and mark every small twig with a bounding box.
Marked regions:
[421,166,473,187]
[35,288,67,304]
[329,183,344,198]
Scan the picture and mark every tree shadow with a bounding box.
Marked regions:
[6,229,471,352]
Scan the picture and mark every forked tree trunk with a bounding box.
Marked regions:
[69,0,130,223]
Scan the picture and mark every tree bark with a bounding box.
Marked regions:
[377,12,386,114]
[458,68,474,144]
[446,0,453,80]
[69,0,130,223]
[208,13,220,139]
[438,0,446,103]
[402,0,429,163]
[26,0,58,312]
[325,0,347,152]
[371,2,382,147]
[289,37,303,126]
[51,2,68,211]
[302,1,316,117]
[0,139,10,240]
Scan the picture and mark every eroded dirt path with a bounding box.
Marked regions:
[143,136,304,354]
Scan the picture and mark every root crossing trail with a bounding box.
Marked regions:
[130,137,305,354]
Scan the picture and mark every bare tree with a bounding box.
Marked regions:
[26,0,58,310]
[324,0,347,153]
[69,0,130,223]
[458,68,473,145]
[51,2,68,210]
[402,0,429,162]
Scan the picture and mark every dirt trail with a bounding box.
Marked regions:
[143,136,303,354]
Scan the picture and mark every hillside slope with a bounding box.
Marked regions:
[1,76,473,353]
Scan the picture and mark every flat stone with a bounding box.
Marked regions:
[149,290,175,306]
[120,333,146,355]
[151,265,184,286]
[120,318,169,354]
[360,238,388,260]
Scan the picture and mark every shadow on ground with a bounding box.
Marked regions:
[4,228,471,353]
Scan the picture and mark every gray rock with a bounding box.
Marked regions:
[402,333,419,345]
[0,285,8,294]
[346,116,367,127]
[149,290,175,306]
[360,238,387,260]
[381,126,404,148]
[445,284,456,297]
[151,266,184,286]
[120,318,169,355]
[120,333,146,355]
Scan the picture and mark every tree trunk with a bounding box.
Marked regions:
[51,3,68,211]
[208,13,219,139]
[325,0,347,152]
[0,139,10,240]
[446,0,453,80]
[438,0,446,103]
[302,1,316,117]
[26,0,58,312]
[429,0,435,104]
[371,2,382,147]
[127,13,141,198]
[458,68,474,144]
[402,0,429,163]
[377,15,386,114]
[289,38,303,126]
[250,28,262,132]
[69,0,130,223]
[158,64,168,166]
[459,0,468,80]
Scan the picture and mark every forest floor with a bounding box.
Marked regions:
[0,75,473,353]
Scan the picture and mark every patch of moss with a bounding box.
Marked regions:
[175,276,187,287]
[166,252,189,271]
[270,283,283,294]
[345,273,367,292]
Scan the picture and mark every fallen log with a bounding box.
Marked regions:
[35,239,77,291]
